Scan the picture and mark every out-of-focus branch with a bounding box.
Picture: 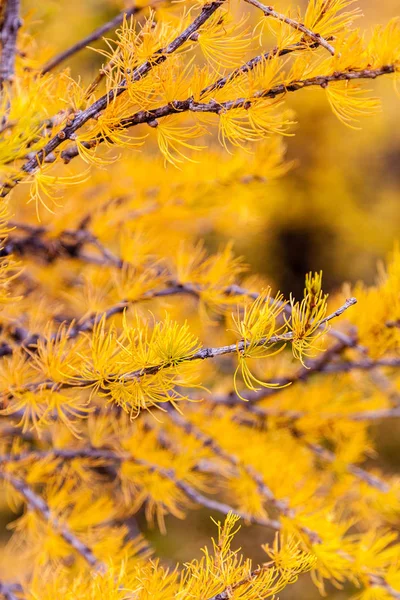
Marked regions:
[42,4,147,74]
[167,411,322,543]
[0,0,21,87]
[0,448,281,532]
[0,581,22,600]
[295,435,391,493]
[0,469,105,572]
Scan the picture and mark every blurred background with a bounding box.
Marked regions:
[11,0,400,597]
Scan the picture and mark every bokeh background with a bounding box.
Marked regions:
[11,0,400,597]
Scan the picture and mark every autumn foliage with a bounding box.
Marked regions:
[0,0,400,598]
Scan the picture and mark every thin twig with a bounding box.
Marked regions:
[42,4,146,74]
[244,0,335,55]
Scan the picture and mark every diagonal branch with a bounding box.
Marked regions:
[166,411,322,543]
[0,469,105,572]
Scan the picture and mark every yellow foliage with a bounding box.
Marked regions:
[0,1,399,599]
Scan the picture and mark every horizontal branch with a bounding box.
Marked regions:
[213,347,400,407]
[0,448,281,532]
[3,297,355,398]
[57,65,396,166]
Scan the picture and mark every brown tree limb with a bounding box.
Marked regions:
[0,0,21,87]
[53,65,397,167]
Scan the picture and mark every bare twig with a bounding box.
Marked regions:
[200,40,319,98]
[0,0,21,87]
[42,5,147,74]
[0,470,105,572]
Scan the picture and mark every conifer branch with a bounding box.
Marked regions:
[0,0,21,87]
[2,297,355,399]
[295,436,391,493]
[42,4,148,74]
[43,64,397,168]
[0,470,105,572]
[199,40,320,97]
[243,0,335,55]
[213,347,400,406]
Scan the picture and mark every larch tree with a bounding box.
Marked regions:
[0,0,400,599]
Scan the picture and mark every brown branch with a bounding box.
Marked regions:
[0,469,105,572]
[131,456,282,531]
[0,0,21,87]
[289,429,390,493]
[2,297,355,400]
[200,40,320,98]
[213,349,400,407]
[244,0,335,55]
[42,5,147,74]
[52,65,397,168]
